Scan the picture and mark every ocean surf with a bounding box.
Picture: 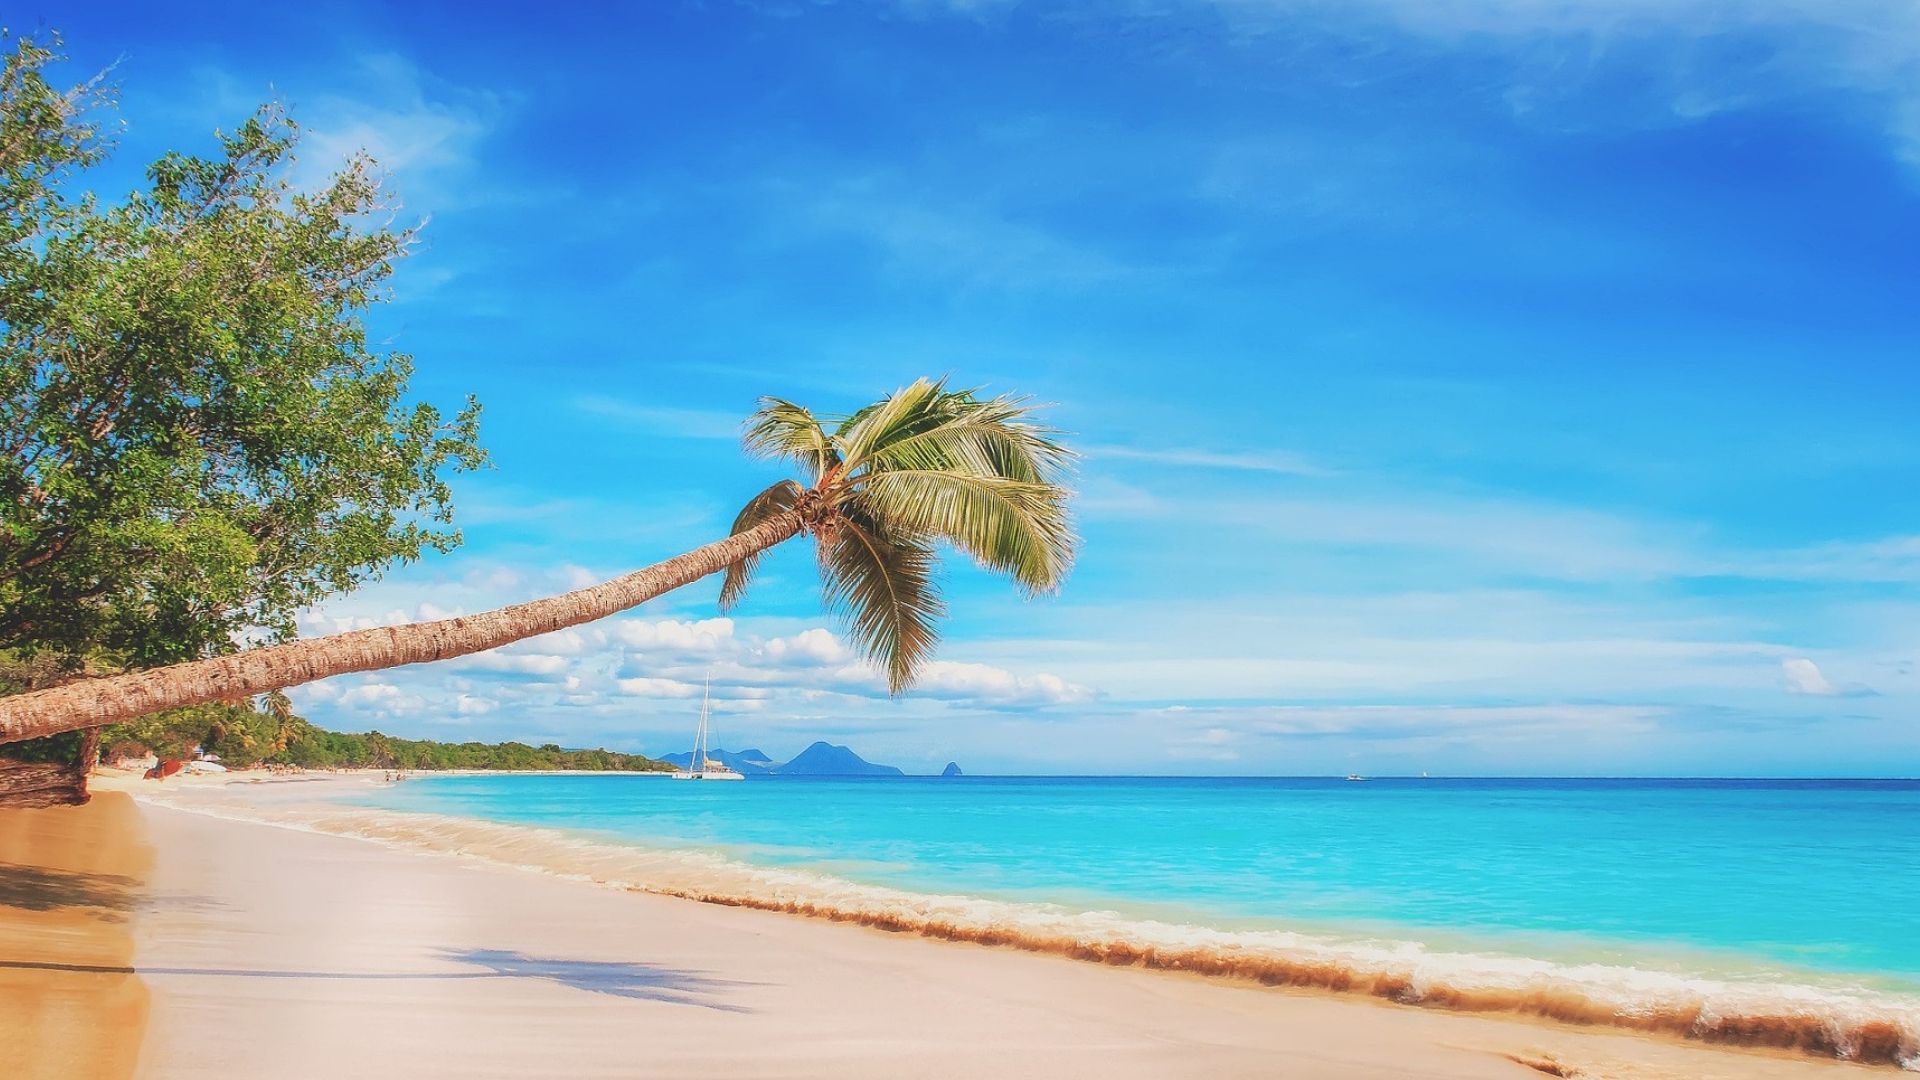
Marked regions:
[138,774,1920,1067]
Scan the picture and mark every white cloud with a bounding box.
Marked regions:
[613,617,737,653]
[339,682,403,707]
[914,661,1098,706]
[1168,725,1243,762]
[461,652,572,677]
[615,677,704,698]
[455,694,499,716]
[329,681,426,718]
[606,620,1093,707]
[522,628,604,656]
[764,628,853,665]
[290,53,511,210]
[295,681,340,704]
[1782,657,1838,696]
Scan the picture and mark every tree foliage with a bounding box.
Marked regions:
[0,33,485,680]
[100,696,673,772]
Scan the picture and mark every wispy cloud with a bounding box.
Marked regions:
[1086,443,1329,476]
[795,175,1143,289]
[1159,701,1669,742]
[886,0,1920,168]
[574,395,745,439]
[1212,0,1920,165]
[286,53,515,211]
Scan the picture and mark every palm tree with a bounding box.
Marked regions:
[0,378,1075,743]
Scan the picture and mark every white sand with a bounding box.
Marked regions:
[80,776,1868,1080]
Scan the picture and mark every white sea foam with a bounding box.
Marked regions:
[136,785,1920,1069]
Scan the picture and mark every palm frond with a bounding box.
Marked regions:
[835,377,957,468]
[718,479,805,611]
[743,398,839,480]
[860,392,1072,486]
[757,378,1076,694]
[820,510,945,694]
[855,468,1074,595]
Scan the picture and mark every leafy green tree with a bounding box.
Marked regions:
[0,39,1075,746]
[0,34,486,686]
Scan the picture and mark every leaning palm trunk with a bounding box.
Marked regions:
[0,378,1076,749]
[0,511,805,744]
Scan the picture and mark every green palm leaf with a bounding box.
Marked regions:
[835,377,956,464]
[718,479,805,611]
[859,389,1070,486]
[742,398,839,480]
[820,509,944,693]
[728,377,1075,693]
[855,470,1071,594]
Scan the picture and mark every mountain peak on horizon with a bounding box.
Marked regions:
[657,740,904,776]
[778,741,905,777]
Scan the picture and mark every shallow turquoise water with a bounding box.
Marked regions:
[359,775,1920,990]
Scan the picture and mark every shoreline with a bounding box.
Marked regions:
[90,771,1915,1075]
[119,793,1890,1076]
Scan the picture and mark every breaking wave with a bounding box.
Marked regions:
[139,787,1920,1069]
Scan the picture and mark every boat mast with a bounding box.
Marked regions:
[697,673,712,774]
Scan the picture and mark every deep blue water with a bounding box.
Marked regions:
[359,775,1920,989]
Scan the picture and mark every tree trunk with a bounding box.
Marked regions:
[0,760,86,807]
[0,510,806,744]
[0,727,96,808]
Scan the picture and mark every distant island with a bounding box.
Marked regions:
[659,740,912,777]
[941,762,963,778]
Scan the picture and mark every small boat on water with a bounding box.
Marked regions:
[1344,773,1368,782]
[671,676,743,782]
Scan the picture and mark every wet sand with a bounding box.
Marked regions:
[0,792,151,1080]
[3,779,1890,1078]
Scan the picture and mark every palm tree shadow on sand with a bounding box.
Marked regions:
[0,948,752,1012]
[439,948,752,1011]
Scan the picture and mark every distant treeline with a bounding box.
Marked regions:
[238,722,676,772]
[3,699,672,773]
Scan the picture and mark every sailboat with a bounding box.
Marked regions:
[671,676,743,781]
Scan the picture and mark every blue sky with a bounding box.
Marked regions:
[29,0,1920,774]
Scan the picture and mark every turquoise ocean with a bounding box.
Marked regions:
[314,775,1919,1063]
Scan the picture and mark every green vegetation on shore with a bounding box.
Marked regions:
[94,702,672,772]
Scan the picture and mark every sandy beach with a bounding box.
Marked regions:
[0,775,1884,1080]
